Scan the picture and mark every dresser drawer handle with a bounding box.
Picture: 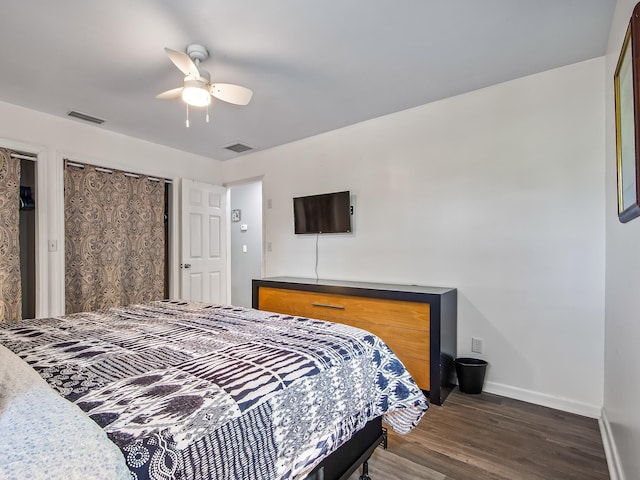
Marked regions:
[311,302,345,310]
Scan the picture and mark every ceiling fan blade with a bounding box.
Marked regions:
[210,84,253,105]
[156,87,183,100]
[164,48,199,77]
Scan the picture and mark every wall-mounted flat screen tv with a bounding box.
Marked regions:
[293,191,351,234]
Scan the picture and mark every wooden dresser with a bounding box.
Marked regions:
[252,277,457,405]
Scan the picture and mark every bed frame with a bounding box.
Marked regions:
[305,417,387,480]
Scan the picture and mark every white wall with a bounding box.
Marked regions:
[0,100,223,317]
[223,58,606,416]
[603,1,640,478]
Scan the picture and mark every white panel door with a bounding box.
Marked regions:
[180,178,228,304]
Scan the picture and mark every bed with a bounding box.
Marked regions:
[0,300,428,479]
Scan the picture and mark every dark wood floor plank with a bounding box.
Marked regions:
[348,389,609,480]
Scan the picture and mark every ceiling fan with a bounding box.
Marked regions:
[156,44,253,126]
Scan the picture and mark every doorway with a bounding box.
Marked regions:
[229,180,263,308]
[19,158,36,319]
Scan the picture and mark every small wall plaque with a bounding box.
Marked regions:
[231,209,241,222]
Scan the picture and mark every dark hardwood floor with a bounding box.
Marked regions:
[348,389,609,480]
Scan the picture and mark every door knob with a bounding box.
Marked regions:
[181,263,192,269]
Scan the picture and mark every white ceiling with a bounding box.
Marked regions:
[0,1,615,161]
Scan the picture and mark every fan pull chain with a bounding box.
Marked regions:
[186,104,190,128]
[206,104,210,123]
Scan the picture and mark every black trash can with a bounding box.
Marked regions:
[455,357,488,394]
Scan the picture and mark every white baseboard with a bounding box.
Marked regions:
[599,408,625,480]
[483,381,602,419]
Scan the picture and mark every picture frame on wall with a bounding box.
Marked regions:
[614,3,640,223]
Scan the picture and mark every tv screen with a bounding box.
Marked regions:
[293,191,351,234]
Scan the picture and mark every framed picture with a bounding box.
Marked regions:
[231,209,241,222]
[615,4,640,223]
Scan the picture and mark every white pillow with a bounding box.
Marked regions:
[0,344,130,480]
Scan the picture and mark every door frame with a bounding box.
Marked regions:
[56,154,180,314]
[224,175,266,308]
[224,176,265,305]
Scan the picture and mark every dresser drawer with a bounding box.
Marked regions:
[254,278,457,405]
[336,317,429,362]
[258,286,431,390]
[258,287,430,332]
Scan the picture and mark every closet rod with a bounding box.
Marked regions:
[10,152,37,161]
[64,159,172,184]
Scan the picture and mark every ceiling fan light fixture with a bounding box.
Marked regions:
[182,78,211,107]
[158,44,252,126]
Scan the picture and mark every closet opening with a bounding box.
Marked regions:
[164,181,171,299]
[63,160,171,313]
[19,156,36,319]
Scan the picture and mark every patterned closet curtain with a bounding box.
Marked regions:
[64,163,165,314]
[0,148,22,323]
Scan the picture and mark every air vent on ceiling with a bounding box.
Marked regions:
[223,142,254,153]
[67,111,105,125]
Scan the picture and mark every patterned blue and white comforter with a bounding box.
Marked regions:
[0,301,428,480]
